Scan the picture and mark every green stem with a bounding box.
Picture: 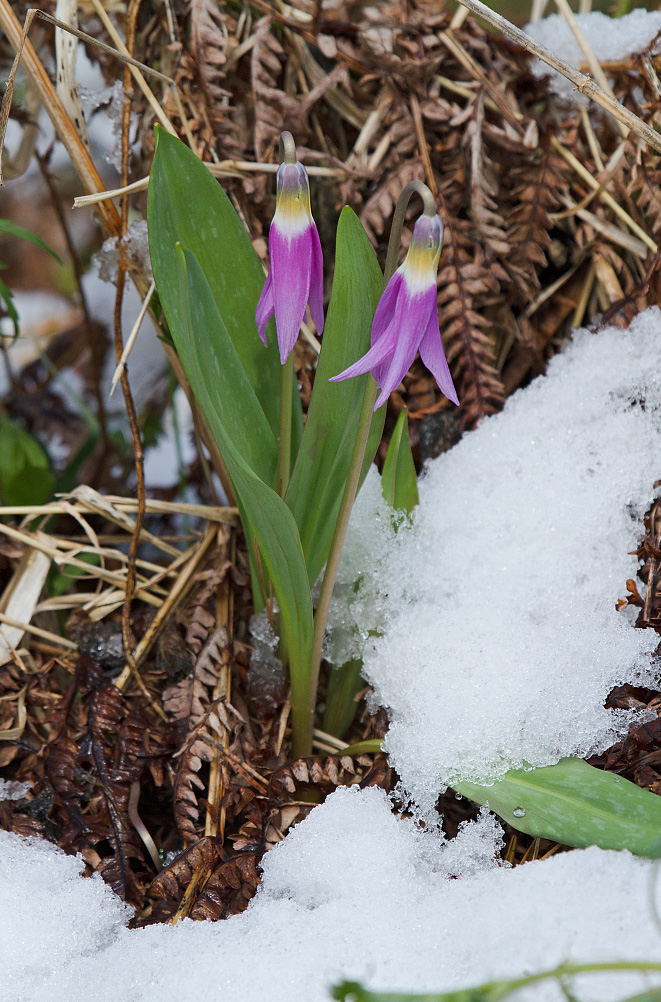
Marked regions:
[292,179,437,759]
[277,352,293,497]
[335,961,661,1002]
[293,378,377,759]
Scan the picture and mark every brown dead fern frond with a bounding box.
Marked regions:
[166,627,234,844]
[438,214,505,428]
[506,139,571,303]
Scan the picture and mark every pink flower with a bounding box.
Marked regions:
[330,213,458,411]
[255,149,324,364]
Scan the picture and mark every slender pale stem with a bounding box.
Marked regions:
[292,181,436,758]
[384,180,436,280]
[278,353,294,498]
[294,379,377,758]
[279,130,296,165]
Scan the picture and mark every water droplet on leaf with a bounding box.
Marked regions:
[512,807,526,818]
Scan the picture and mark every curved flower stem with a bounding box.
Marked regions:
[278,353,294,497]
[293,180,435,759]
[383,180,436,281]
[279,130,296,165]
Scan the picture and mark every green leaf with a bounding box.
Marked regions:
[322,658,365,739]
[332,968,661,1002]
[0,419,54,505]
[285,207,384,584]
[0,276,19,337]
[453,757,661,857]
[175,245,276,484]
[0,219,61,262]
[147,128,302,459]
[381,410,419,514]
[174,246,313,730]
[332,980,500,1002]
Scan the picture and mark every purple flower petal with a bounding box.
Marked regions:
[372,286,436,409]
[419,310,459,406]
[371,271,403,343]
[329,327,398,383]
[308,224,325,334]
[255,269,274,347]
[270,224,312,363]
[368,272,404,386]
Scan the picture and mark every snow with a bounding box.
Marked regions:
[525,10,661,101]
[0,780,30,801]
[333,310,661,808]
[2,787,661,1002]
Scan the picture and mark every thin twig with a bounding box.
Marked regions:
[0,0,121,233]
[72,161,345,208]
[113,0,160,717]
[410,92,437,196]
[551,137,658,254]
[110,280,155,396]
[452,0,661,153]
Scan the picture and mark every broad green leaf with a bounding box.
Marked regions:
[0,419,54,505]
[147,128,302,462]
[453,757,661,857]
[0,219,61,262]
[173,244,276,484]
[174,246,313,730]
[381,409,419,514]
[286,207,384,584]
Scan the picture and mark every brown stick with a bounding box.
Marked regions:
[453,0,661,154]
[0,0,121,231]
[113,0,163,718]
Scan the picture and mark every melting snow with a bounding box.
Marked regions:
[525,10,661,101]
[333,310,661,807]
[2,788,661,1002]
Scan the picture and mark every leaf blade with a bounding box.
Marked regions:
[173,246,313,726]
[147,128,302,453]
[453,757,661,857]
[285,207,384,584]
[381,409,419,514]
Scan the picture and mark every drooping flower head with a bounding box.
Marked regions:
[330,210,458,411]
[255,132,324,364]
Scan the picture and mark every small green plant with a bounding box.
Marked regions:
[333,963,661,1002]
[147,128,661,857]
[0,217,60,338]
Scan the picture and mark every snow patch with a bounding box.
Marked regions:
[2,788,661,1002]
[335,310,661,807]
[525,10,661,101]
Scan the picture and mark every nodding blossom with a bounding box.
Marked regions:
[255,133,324,364]
[330,212,458,411]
